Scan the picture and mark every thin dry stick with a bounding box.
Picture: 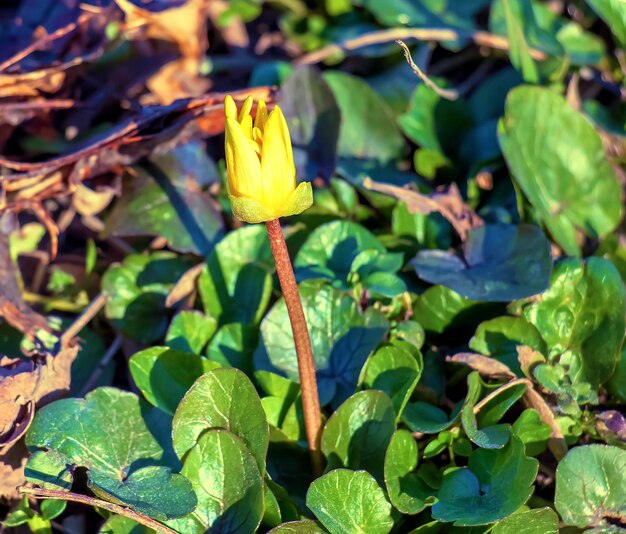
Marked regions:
[296,27,547,66]
[265,219,323,476]
[80,334,123,395]
[396,40,458,100]
[19,486,177,534]
[60,292,106,346]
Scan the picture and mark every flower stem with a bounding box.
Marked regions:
[265,218,323,476]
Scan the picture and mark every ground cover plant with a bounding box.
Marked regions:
[1,0,625,532]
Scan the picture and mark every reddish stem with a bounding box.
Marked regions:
[265,219,323,476]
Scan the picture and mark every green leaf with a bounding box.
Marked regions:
[402,402,461,434]
[606,346,626,403]
[461,373,514,449]
[490,0,606,65]
[324,71,405,164]
[555,445,626,529]
[25,388,196,520]
[165,311,217,355]
[307,469,394,534]
[198,225,273,325]
[501,0,538,82]
[295,220,384,285]
[469,316,547,376]
[281,66,340,181]
[498,86,622,255]
[129,346,219,415]
[512,409,552,456]
[99,515,151,533]
[353,0,485,30]
[492,507,559,534]
[412,224,552,302]
[523,258,626,387]
[432,436,538,525]
[586,0,626,46]
[206,322,258,375]
[102,252,189,343]
[398,83,473,158]
[384,429,431,514]
[269,520,326,533]
[413,285,498,334]
[172,368,269,471]
[321,390,395,484]
[363,345,423,419]
[169,430,264,534]
[254,281,388,406]
[104,143,223,256]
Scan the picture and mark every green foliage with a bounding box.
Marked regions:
[25,389,196,520]
[307,469,394,534]
[555,445,626,530]
[10,2,626,532]
[498,86,622,255]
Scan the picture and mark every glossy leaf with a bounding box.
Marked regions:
[524,258,626,387]
[307,469,393,534]
[168,430,264,534]
[198,225,273,325]
[321,390,395,484]
[555,445,626,529]
[498,86,621,255]
[25,388,196,520]
[384,430,431,514]
[165,310,217,355]
[129,346,219,415]
[172,368,269,472]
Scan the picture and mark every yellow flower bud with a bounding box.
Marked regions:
[224,95,313,224]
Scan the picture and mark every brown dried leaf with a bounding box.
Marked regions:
[0,344,78,500]
[0,221,49,337]
[517,345,546,379]
[165,262,204,307]
[363,178,483,241]
[446,352,516,380]
[116,0,211,103]
[0,440,28,501]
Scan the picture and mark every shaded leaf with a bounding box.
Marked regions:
[432,436,538,525]
[412,224,552,302]
[255,281,388,406]
[281,66,340,181]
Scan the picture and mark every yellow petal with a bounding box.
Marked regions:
[272,105,295,176]
[238,95,253,122]
[225,118,262,198]
[260,107,296,209]
[240,114,253,140]
[224,95,237,120]
[254,99,268,131]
